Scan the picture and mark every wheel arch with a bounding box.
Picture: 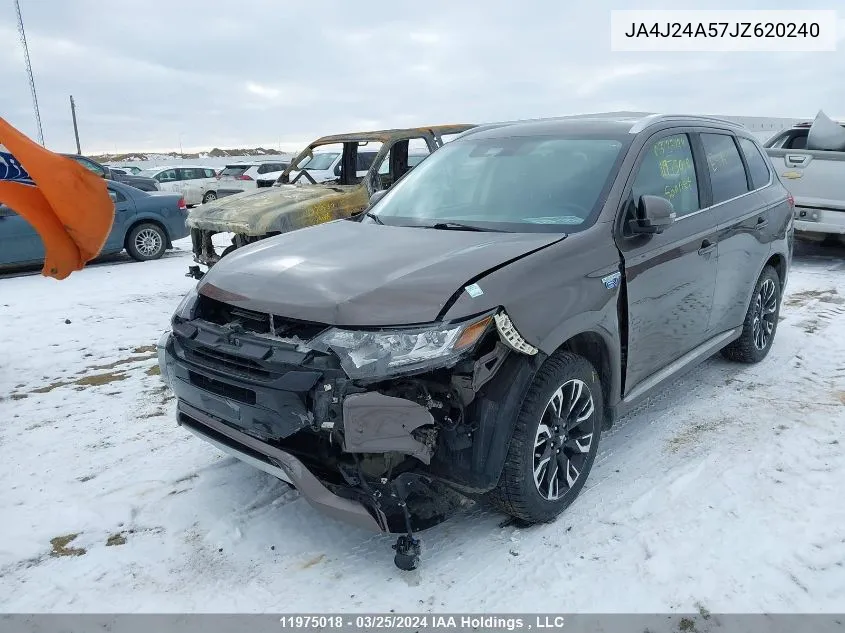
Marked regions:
[739,251,788,312]
[765,251,787,288]
[557,331,617,430]
[433,325,621,494]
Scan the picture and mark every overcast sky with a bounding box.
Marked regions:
[0,0,842,154]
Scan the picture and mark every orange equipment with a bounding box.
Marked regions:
[0,117,114,279]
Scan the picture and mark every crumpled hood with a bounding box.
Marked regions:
[186,184,366,234]
[198,220,565,326]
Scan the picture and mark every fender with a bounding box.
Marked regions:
[536,297,623,417]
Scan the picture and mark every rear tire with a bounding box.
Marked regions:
[488,351,603,524]
[126,223,167,261]
[721,265,781,364]
[202,191,217,204]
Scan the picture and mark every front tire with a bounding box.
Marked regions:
[488,351,603,524]
[126,223,167,261]
[721,265,781,363]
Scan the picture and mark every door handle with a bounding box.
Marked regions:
[697,239,716,256]
[755,217,769,231]
[785,154,809,167]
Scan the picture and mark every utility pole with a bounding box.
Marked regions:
[13,0,44,146]
[69,95,81,154]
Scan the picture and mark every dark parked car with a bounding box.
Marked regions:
[158,114,793,570]
[61,154,160,192]
[1,180,190,269]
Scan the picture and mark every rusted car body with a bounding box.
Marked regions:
[185,125,475,277]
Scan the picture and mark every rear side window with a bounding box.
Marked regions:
[737,137,771,190]
[785,131,808,149]
[700,134,749,204]
[204,168,215,178]
[632,133,700,217]
[180,168,203,180]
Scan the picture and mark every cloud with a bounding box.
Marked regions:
[246,82,282,99]
[0,0,841,153]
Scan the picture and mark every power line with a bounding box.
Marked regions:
[14,0,45,146]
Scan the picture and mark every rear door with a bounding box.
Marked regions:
[700,132,778,333]
[177,168,206,204]
[615,129,720,394]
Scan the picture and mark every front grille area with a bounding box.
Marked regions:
[197,294,328,340]
[183,344,276,380]
[188,371,256,404]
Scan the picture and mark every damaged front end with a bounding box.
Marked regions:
[158,288,542,568]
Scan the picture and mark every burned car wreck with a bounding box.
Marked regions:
[184,124,475,279]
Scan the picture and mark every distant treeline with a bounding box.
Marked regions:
[89,147,282,162]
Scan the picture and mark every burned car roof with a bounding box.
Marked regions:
[306,124,476,145]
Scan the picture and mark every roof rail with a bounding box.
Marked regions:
[628,113,746,134]
[454,113,650,140]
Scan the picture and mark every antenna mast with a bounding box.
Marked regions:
[14,0,45,146]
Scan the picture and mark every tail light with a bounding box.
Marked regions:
[178,197,187,212]
[236,174,254,181]
[786,193,794,209]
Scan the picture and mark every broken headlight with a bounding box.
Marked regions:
[310,314,493,379]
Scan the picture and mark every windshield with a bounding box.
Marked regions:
[298,152,339,171]
[370,135,627,232]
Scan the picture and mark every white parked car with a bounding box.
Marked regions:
[286,150,377,184]
[215,160,290,198]
[140,166,219,206]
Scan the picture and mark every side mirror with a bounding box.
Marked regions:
[368,189,387,207]
[108,191,118,203]
[333,163,342,177]
[629,195,676,235]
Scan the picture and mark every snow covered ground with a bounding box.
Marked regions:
[0,238,843,613]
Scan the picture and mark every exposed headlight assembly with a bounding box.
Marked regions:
[172,287,199,324]
[310,313,494,379]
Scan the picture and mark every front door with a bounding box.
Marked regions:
[615,130,720,393]
[155,168,181,195]
[103,185,135,251]
[0,205,44,266]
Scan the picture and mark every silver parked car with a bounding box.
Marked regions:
[764,111,845,243]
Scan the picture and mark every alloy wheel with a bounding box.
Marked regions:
[752,278,778,350]
[533,379,595,501]
[134,228,163,257]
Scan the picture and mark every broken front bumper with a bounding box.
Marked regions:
[158,326,438,533]
[177,400,384,532]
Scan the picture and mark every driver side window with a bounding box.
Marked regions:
[157,169,178,183]
[632,133,700,217]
